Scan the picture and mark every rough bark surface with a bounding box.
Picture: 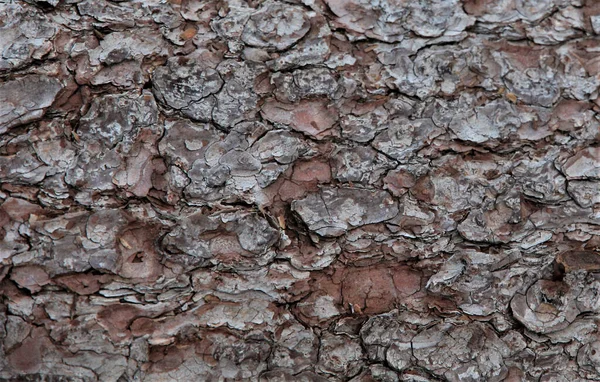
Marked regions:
[1,0,600,381]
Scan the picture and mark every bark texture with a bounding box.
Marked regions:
[1,0,600,381]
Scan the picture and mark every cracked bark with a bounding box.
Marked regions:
[1,0,600,381]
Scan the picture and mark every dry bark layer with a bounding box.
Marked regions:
[1,0,600,381]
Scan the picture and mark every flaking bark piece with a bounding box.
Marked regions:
[510,280,580,334]
[0,75,62,133]
[291,187,399,237]
[0,3,56,73]
[152,55,223,122]
[241,1,310,52]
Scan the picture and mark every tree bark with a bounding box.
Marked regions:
[1,0,600,381]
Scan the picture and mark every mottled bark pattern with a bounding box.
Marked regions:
[0,0,600,381]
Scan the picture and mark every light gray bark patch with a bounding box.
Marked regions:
[292,188,399,237]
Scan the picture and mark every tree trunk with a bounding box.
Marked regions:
[1,0,599,381]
